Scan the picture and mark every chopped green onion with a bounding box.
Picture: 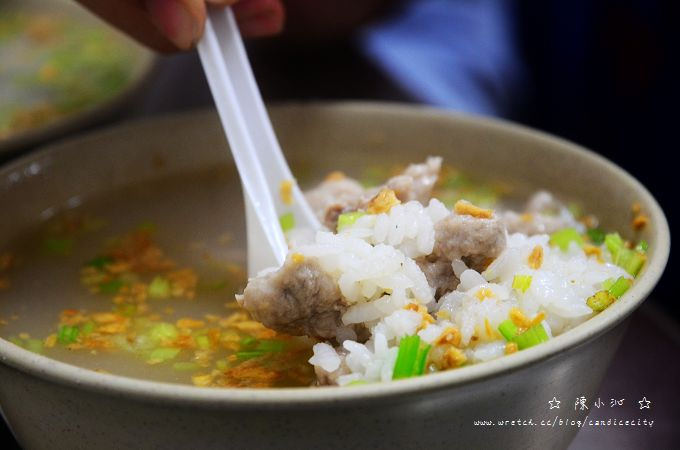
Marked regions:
[173,362,200,371]
[499,320,549,349]
[604,233,646,276]
[255,340,285,353]
[25,339,44,354]
[615,248,646,277]
[608,276,632,299]
[235,340,287,360]
[57,325,79,344]
[148,276,170,299]
[498,319,519,341]
[240,336,257,348]
[279,212,295,232]
[549,228,584,251]
[11,336,47,354]
[236,350,267,360]
[195,335,211,350]
[586,228,606,245]
[235,339,284,358]
[601,278,616,290]
[635,240,649,252]
[604,233,624,256]
[148,322,178,344]
[86,255,114,269]
[81,321,96,335]
[99,279,124,294]
[392,336,419,379]
[337,211,367,231]
[392,335,430,379]
[44,237,74,255]
[149,347,181,362]
[415,344,431,376]
[347,380,369,386]
[512,275,532,293]
[512,324,549,350]
[587,291,616,312]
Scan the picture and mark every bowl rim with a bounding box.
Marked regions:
[0,102,670,407]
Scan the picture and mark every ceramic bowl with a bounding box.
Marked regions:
[0,0,155,157]
[0,103,669,449]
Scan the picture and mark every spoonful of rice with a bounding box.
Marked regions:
[196,5,321,275]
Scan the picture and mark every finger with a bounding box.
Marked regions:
[233,0,285,37]
[77,0,282,51]
[144,0,206,50]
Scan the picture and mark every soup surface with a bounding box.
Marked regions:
[0,167,321,387]
[0,162,501,387]
[1,159,644,388]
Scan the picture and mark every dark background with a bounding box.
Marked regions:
[518,0,678,322]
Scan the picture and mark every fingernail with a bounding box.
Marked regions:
[145,0,199,50]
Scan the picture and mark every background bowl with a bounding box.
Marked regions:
[0,0,155,158]
[0,104,669,449]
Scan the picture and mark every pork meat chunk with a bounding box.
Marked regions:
[238,257,348,340]
[503,211,573,235]
[432,213,507,272]
[416,257,460,298]
[502,191,584,235]
[305,157,443,230]
[385,156,442,204]
[305,177,365,230]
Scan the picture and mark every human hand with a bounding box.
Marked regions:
[76,0,285,52]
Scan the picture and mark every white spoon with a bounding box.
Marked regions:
[197,6,320,276]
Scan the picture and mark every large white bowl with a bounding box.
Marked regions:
[0,104,669,449]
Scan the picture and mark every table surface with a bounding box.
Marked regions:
[1,52,678,449]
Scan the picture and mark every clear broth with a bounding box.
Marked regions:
[0,162,511,387]
[0,167,315,387]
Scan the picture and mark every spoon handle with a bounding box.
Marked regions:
[198,7,289,272]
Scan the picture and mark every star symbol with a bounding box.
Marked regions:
[639,397,651,410]
[548,397,561,409]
